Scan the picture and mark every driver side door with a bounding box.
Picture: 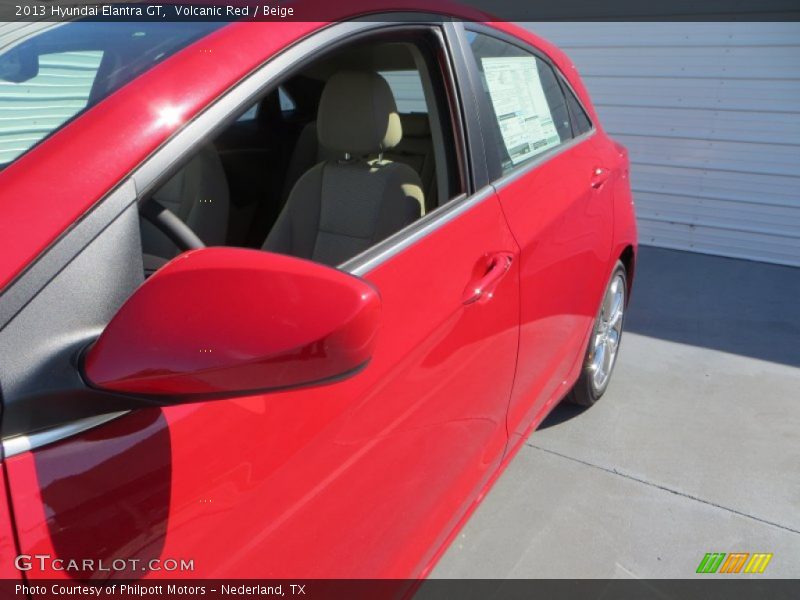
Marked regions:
[1,21,520,579]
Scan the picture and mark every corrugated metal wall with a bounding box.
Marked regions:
[524,23,800,267]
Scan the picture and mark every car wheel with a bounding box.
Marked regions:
[568,261,627,407]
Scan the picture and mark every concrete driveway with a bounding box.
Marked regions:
[432,246,800,578]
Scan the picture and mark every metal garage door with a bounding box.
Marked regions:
[524,23,800,267]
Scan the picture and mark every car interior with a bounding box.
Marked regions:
[139,31,465,276]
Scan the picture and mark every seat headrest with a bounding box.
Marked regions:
[317,71,402,156]
[400,113,430,138]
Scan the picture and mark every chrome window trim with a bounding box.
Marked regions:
[342,185,494,276]
[2,411,130,459]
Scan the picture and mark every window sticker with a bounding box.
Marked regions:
[481,56,561,165]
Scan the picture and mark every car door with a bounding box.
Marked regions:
[459,26,615,447]
[1,22,519,579]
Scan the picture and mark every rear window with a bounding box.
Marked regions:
[379,70,427,113]
[0,22,222,167]
[465,31,576,174]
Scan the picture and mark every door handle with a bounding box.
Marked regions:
[462,252,514,305]
[591,167,610,189]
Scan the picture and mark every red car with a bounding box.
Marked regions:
[0,12,636,580]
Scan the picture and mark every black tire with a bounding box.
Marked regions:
[567,260,627,407]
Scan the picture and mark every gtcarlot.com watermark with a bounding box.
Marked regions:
[15,553,194,573]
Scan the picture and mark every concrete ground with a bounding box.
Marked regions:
[432,246,800,578]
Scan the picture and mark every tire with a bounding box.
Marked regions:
[567,261,627,407]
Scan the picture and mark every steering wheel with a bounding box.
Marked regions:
[140,199,206,252]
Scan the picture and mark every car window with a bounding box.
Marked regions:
[379,70,427,113]
[0,50,103,164]
[278,86,296,113]
[465,31,573,174]
[237,103,259,122]
[236,87,295,123]
[141,32,465,274]
[564,83,592,136]
[0,21,222,167]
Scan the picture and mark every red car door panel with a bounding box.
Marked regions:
[497,137,614,445]
[458,26,616,443]
[4,192,520,579]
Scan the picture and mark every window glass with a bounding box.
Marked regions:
[379,70,427,113]
[466,32,573,173]
[0,50,103,164]
[278,86,296,112]
[237,87,294,123]
[142,33,464,273]
[0,21,222,166]
[564,83,592,136]
[237,103,259,122]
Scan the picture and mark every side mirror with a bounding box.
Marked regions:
[0,47,39,83]
[83,248,381,400]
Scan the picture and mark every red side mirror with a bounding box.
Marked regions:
[83,248,380,399]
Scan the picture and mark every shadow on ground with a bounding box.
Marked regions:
[538,402,587,430]
[624,246,800,368]
[542,245,800,429]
